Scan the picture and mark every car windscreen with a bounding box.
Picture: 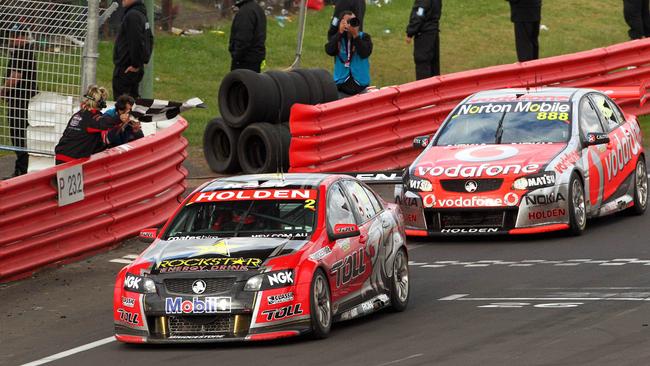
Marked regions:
[163,189,318,239]
[435,100,572,145]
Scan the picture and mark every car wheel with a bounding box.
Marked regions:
[568,173,587,236]
[389,248,409,312]
[310,269,331,339]
[631,158,648,215]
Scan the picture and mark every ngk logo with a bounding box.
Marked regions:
[266,270,294,288]
[124,275,141,290]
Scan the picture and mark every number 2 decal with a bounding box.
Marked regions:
[304,199,316,211]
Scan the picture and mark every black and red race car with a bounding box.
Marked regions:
[114,173,409,343]
[396,87,647,236]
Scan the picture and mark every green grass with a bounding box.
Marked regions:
[96,0,639,145]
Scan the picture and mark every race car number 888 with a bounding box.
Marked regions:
[536,112,569,121]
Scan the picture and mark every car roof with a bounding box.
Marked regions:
[468,87,584,101]
[200,173,329,192]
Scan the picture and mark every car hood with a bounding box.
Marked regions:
[411,143,566,179]
[141,236,309,275]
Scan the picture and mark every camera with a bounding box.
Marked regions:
[348,17,360,27]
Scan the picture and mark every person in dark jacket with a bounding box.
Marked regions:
[112,0,153,99]
[327,0,365,38]
[103,95,144,148]
[623,0,650,39]
[55,86,115,165]
[0,24,37,177]
[325,11,372,96]
[229,0,266,72]
[406,0,442,80]
[507,0,542,62]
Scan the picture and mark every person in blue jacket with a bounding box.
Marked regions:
[325,11,373,96]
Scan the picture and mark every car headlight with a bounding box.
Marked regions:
[123,273,157,294]
[404,174,433,192]
[244,275,264,291]
[512,172,556,191]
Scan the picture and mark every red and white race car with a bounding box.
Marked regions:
[114,173,408,343]
[396,87,647,236]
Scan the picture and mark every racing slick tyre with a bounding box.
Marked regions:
[203,117,241,173]
[568,173,587,236]
[238,122,285,174]
[266,70,297,123]
[389,248,409,312]
[310,269,332,339]
[292,68,324,105]
[308,68,338,103]
[218,69,279,128]
[630,157,648,215]
[287,71,311,105]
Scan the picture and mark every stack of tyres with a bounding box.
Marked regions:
[203,68,338,174]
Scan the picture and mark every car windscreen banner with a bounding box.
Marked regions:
[190,189,318,203]
[454,101,572,123]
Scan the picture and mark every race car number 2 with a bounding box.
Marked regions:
[56,164,84,207]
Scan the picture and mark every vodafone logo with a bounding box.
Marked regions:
[503,192,519,206]
[455,146,519,162]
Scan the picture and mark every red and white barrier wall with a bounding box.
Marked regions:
[0,117,188,282]
[289,38,650,173]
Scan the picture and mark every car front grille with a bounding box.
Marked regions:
[440,178,503,193]
[168,315,233,337]
[440,210,505,228]
[164,278,236,295]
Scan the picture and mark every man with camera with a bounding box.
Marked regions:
[327,0,365,38]
[325,11,373,96]
[103,95,143,148]
[406,0,442,80]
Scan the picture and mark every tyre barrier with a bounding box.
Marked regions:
[0,117,189,282]
[289,38,650,173]
[207,68,337,174]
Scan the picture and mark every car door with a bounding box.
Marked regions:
[579,94,609,210]
[340,180,383,302]
[325,182,363,308]
[590,93,639,202]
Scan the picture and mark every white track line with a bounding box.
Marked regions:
[21,336,115,366]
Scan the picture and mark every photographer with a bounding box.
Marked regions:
[54,85,115,165]
[327,0,365,38]
[325,11,373,96]
[102,95,143,148]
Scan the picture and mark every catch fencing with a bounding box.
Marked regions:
[288,38,650,173]
[0,0,108,155]
[0,117,188,282]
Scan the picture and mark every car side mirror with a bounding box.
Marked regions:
[139,228,158,243]
[413,136,430,149]
[329,223,360,241]
[586,133,610,146]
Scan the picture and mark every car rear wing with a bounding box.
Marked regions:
[590,81,650,106]
[340,170,404,184]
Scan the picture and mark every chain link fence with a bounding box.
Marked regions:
[0,0,107,156]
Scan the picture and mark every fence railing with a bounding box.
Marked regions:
[288,38,650,173]
[0,116,188,282]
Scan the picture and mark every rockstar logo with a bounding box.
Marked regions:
[191,239,230,257]
[231,258,246,265]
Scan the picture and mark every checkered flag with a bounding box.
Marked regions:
[131,97,206,122]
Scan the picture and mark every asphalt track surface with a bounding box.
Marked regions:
[3,184,650,366]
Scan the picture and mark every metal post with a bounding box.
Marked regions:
[82,0,100,93]
[140,0,154,98]
[289,0,307,70]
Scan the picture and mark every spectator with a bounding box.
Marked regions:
[327,0,365,38]
[0,24,37,177]
[54,85,114,165]
[325,11,373,96]
[112,0,154,99]
[229,0,267,73]
[507,0,542,62]
[104,95,144,148]
[624,0,650,39]
[406,0,442,80]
